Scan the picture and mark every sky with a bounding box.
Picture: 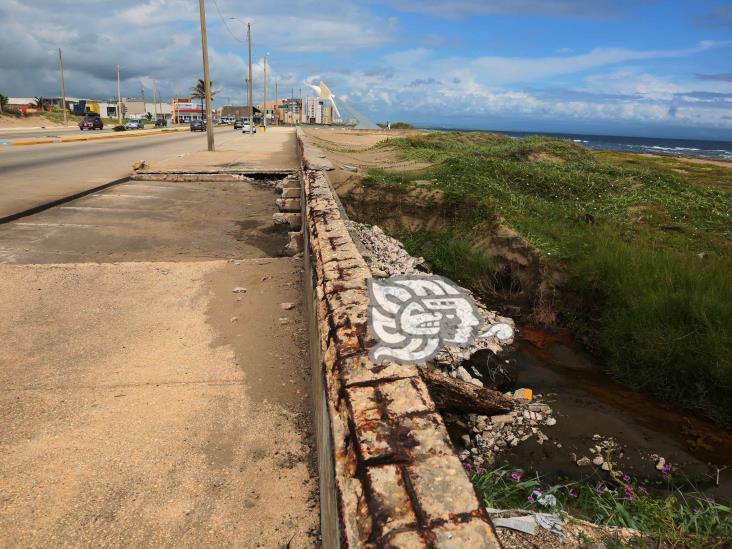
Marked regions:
[1,0,731,139]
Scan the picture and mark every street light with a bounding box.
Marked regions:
[229,17,254,134]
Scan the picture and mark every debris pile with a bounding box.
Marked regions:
[344,221,558,465]
[456,391,558,467]
[345,221,517,382]
[345,221,427,277]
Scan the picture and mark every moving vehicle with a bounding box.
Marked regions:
[78,114,103,131]
[190,119,206,132]
[125,120,145,130]
[241,122,257,133]
[154,119,167,127]
[233,117,247,130]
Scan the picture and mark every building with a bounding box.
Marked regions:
[275,98,302,125]
[217,105,261,121]
[303,96,335,125]
[171,97,205,123]
[122,98,172,120]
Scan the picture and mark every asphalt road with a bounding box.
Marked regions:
[0,127,241,220]
[0,127,115,140]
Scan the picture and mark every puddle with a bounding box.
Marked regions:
[495,327,732,497]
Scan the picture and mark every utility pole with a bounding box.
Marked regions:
[275,80,278,126]
[247,23,253,134]
[58,48,67,126]
[263,54,268,130]
[197,0,214,151]
[116,64,122,124]
[152,79,159,119]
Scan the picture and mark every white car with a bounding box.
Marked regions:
[241,122,257,133]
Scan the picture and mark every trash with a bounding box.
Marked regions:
[232,287,247,293]
[513,388,533,401]
[280,302,296,310]
[492,516,536,535]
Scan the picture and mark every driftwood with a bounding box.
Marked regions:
[418,366,514,415]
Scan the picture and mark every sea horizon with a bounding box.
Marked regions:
[417,126,732,162]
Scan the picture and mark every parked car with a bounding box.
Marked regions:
[79,114,103,130]
[241,122,257,133]
[233,117,246,130]
[190,119,206,132]
[125,120,145,130]
[154,118,167,127]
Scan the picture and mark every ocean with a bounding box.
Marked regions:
[425,128,732,162]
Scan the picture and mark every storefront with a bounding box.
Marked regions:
[172,99,205,123]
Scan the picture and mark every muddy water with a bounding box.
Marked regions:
[498,327,732,498]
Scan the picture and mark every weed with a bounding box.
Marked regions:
[359,132,732,424]
[472,465,731,545]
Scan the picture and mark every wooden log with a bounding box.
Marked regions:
[418,366,514,415]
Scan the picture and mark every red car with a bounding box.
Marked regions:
[79,115,103,130]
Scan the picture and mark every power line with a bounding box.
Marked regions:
[210,0,245,43]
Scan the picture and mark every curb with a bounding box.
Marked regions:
[0,177,130,225]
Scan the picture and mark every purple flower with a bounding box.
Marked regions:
[623,474,631,483]
[661,463,672,476]
[475,467,485,475]
[568,488,578,498]
[527,495,535,503]
[463,462,473,472]
[511,471,523,482]
[706,496,716,504]
[594,485,606,496]
[638,486,649,495]
[624,486,636,502]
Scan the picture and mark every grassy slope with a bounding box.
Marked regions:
[362,132,732,425]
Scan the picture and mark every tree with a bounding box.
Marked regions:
[191,79,219,119]
[33,96,47,110]
[0,93,7,113]
[146,112,152,121]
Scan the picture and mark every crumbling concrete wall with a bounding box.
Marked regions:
[298,130,500,548]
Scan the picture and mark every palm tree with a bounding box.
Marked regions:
[33,96,47,110]
[0,93,8,113]
[191,79,219,119]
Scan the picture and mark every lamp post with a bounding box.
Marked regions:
[230,17,254,134]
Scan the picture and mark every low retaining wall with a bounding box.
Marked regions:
[298,130,500,548]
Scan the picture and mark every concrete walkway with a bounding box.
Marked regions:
[0,127,318,547]
[139,127,299,174]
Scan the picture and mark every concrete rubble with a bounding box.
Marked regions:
[343,220,558,467]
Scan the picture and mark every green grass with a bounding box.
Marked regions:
[471,465,731,546]
[360,132,732,425]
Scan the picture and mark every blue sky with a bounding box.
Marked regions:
[1,0,731,138]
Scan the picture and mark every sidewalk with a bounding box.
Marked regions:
[0,127,318,546]
[138,126,298,173]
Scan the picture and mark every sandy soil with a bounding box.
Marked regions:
[0,114,63,128]
[639,152,732,168]
[302,128,431,195]
[0,260,318,547]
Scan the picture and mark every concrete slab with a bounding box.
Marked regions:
[139,127,298,174]
[0,259,318,547]
[0,178,287,264]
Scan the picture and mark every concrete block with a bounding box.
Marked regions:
[283,231,303,256]
[281,187,300,199]
[276,198,301,212]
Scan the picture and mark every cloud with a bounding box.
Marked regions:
[461,41,721,85]
[0,0,394,101]
[386,0,654,20]
[696,72,732,82]
[698,4,732,28]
